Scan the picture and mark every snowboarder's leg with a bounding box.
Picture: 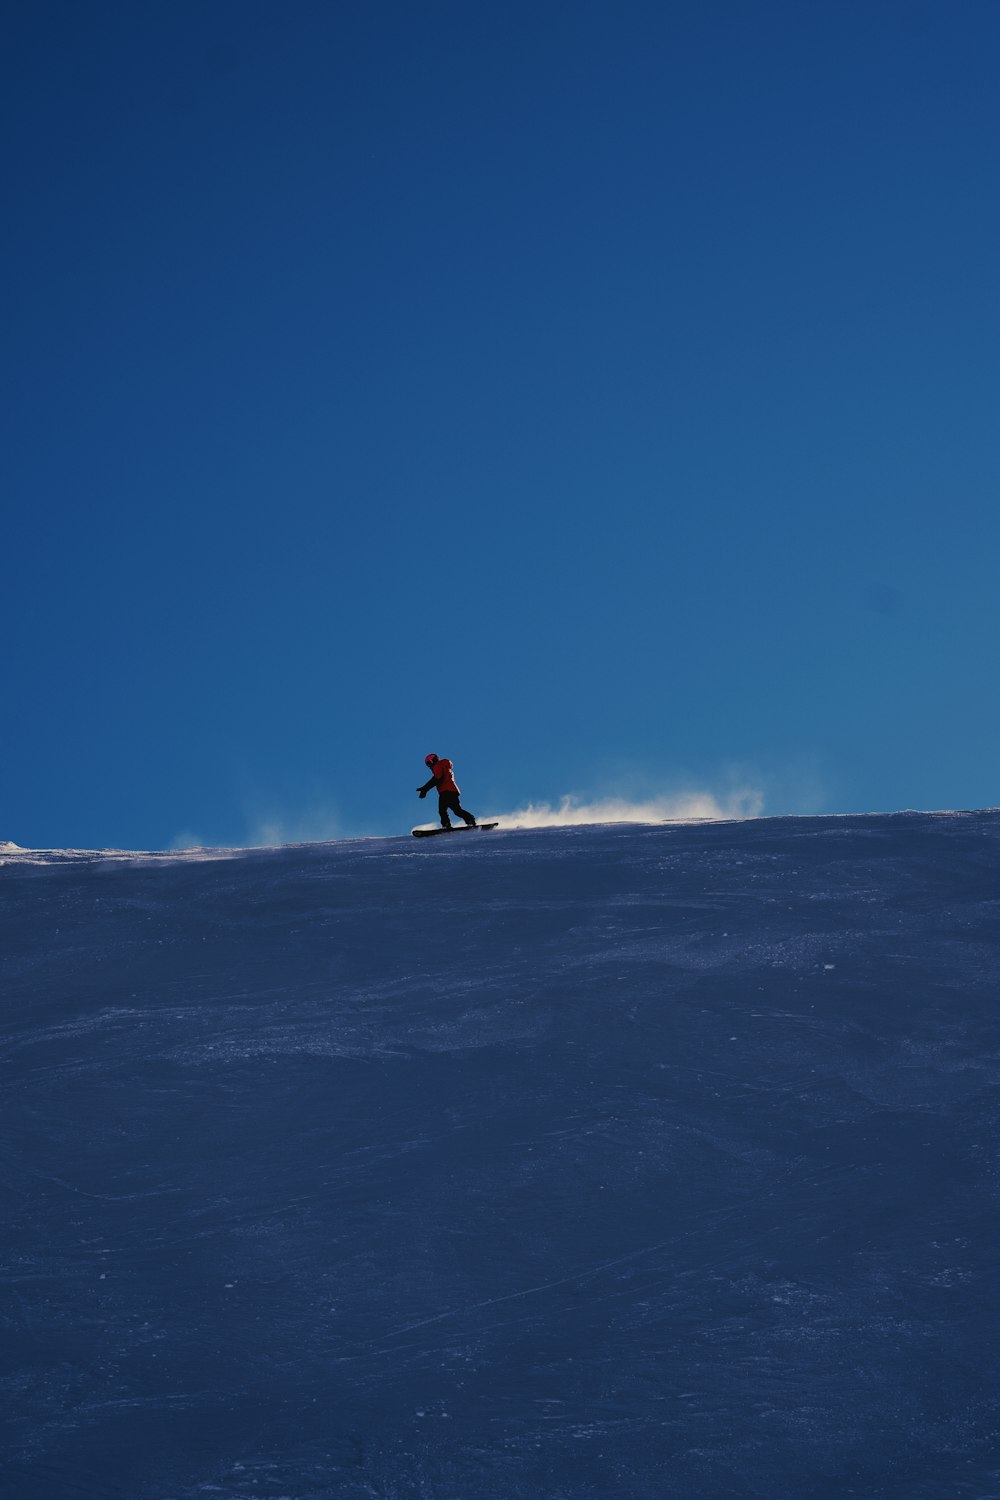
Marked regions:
[456,801,476,826]
[438,793,455,829]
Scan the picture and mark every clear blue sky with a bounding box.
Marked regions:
[3,1,999,848]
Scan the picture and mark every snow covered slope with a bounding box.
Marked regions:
[3,812,999,1499]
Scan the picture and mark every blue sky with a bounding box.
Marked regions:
[3,1,999,848]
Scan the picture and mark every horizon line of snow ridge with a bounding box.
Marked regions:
[6,805,996,863]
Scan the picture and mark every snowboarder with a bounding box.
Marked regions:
[417,754,477,830]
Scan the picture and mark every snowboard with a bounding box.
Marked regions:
[412,822,499,839]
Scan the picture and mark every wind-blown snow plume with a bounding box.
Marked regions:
[244,807,343,848]
[487,787,764,830]
[168,805,344,853]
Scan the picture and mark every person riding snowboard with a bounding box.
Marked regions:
[417,754,477,830]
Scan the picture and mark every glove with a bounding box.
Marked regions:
[417,789,427,798]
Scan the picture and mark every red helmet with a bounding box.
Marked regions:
[424,753,439,767]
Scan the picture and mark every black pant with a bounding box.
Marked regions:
[439,791,476,828]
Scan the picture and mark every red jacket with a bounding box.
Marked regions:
[431,759,459,795]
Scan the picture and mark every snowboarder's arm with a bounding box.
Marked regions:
[417,775,438,795]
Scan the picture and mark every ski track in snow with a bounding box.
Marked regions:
[2,810,1000,1499]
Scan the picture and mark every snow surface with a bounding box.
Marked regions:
[3,811,1000,1499]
